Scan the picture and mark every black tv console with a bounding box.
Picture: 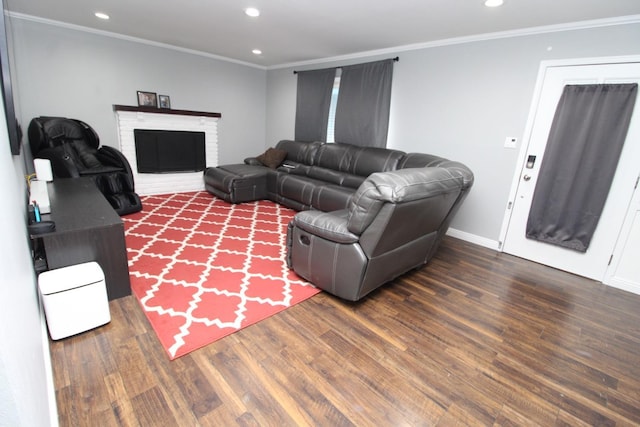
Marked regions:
[33,178,131,300]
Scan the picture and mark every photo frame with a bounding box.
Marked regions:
[158,95,171,109]
[137,90,157,107]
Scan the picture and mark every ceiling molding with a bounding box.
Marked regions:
[268,14,640,71]
[6,11,639,72]
[6,11,268,70]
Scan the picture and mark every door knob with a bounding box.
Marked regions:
[523,175,531,181]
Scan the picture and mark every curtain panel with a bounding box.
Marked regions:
[334,59,394,148]
[526,83,638,252]
[294,68,336,142]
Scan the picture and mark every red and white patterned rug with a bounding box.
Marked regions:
[123,191,320,359]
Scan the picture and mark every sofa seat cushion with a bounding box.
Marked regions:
[311,184,355,212]
[306,166,366,189]
[276,174,324,207]
[77,164,124,176]
[204,164,267,190]
[203,164,270,203]
[276,160,313,176]
[291,209,358,244]
[274,173,356,211]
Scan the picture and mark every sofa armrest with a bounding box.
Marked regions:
[291,209,359,244]
[347,167,465,234]
[244,157,263,166]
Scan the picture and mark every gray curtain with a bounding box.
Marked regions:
[294,68,336,142]
[526,83,638,252]
[334,59,394,148]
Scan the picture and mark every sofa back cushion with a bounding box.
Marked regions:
[358,195,458,258]
[313,143,354,171]
[276,140,322,165]
[400,153,475,191]
[346,167,466,258]
[398,152,446,169]
[347,167,465,235]
[350,146,405,176]
[314,143,405,175]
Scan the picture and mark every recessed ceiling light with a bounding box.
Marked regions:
[252,49,262,55]
[484,0,503,7]
[245,8,260,17]
[94,12,110,20]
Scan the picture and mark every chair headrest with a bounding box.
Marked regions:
[28,116,100,155]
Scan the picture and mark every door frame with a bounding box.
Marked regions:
[498,55,640,257]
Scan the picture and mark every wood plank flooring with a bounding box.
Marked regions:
[50,237,640,426]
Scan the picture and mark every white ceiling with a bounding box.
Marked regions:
[5,0,640,68]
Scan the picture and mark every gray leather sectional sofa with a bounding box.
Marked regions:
[204,140,473,301]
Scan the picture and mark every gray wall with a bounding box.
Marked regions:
[9,15,640,244]
[0,111,55,425]
[4,13,637,427]
[4,17,272,426]
[266,23,640,244]
[10,17,267,166]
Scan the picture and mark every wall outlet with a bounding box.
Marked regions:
[504,137,518,149]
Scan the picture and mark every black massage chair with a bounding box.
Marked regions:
[28,116,142,216]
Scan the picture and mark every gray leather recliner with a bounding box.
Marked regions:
[286,164,473,301]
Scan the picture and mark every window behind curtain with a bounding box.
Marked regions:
[294,68,336,142]
[326,74,341,143]
[295,59,395,146]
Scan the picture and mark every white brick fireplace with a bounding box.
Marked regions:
[114,105,220,196]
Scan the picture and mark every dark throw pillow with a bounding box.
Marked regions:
[256,147,287,169]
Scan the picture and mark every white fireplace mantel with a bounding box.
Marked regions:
[114,105,220,196]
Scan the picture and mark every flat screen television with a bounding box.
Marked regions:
[134,129,206,173]
[0,0,20,155]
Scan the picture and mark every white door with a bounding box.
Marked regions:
[502,61,640,282]
[605,179,640,294]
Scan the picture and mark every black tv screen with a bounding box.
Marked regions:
[134,129,206,173]
[0,0,20,155]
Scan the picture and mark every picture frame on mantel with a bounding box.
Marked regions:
[137,91,157,107]
[159,95,171,109]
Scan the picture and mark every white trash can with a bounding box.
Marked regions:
[39,261,111,340]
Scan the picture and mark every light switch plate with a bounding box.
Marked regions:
[504,137,518,149]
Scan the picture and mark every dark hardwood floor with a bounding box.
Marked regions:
[50,237,640,426]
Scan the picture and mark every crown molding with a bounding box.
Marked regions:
[269,14,640,71]
[6,11,267,71]
[6,11,639,72]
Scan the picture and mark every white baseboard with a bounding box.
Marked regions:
[445,228,500,251]
[446,229,640,297]
[605,277,640,296]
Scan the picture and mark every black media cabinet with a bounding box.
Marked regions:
[35,178,131,300]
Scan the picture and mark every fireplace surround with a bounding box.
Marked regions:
[114,105,220,195]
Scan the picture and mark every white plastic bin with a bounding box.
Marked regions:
[39,261,111,340]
